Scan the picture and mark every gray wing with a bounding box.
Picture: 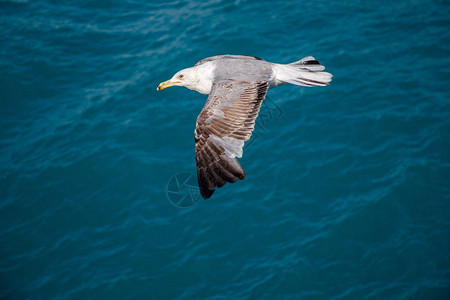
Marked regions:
[195,80,269,199]
[195,55,264,66]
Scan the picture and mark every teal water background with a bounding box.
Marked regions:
[1,0,450,299]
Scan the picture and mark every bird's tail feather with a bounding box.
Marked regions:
[273,56,332,87]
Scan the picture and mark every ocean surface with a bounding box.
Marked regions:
[1,0,450,299]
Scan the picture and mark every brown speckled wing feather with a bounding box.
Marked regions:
[194,80,269,199]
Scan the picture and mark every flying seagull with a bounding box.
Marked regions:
[157,55,332,199]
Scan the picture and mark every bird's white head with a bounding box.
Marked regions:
[157,64,214,94]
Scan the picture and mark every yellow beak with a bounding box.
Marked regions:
[157,80,180,91]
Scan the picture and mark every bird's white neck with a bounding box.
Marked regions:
[186,63,215,95]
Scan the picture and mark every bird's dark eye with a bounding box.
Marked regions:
[178,74,184,79]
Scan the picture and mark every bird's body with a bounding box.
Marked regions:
[157,55,332,199]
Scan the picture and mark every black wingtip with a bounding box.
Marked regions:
[198,170,215,199]
[199,185,214,199]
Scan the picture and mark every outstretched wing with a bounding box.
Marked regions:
[195,80,269,199]
[195,55,264,66]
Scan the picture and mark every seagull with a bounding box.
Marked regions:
[157,55,332,199]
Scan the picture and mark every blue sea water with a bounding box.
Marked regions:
[1,0,450,299]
